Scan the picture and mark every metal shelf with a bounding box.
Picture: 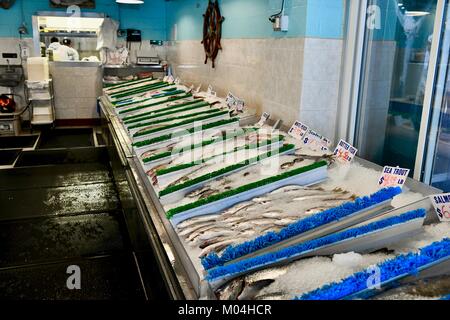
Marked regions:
[40,32,97,38]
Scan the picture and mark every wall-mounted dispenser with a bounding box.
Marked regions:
[269,0,289,32]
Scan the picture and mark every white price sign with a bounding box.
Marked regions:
[430,193,450,222]
[333,139,358,164]
[288,121,309,141]
[378,166,410,189]
[163,75,169,82]
[235,98,245,112]
[167,75,175,84]
[226,92,236,108]
[174,77,181,85]
[207,85,213,95]
[257,112,271,127]
[303,130,332,152]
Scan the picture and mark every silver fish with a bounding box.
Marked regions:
[238,280,275,300]
[216,265,289,300]
[216,279,244,301]
[373,275,450,300]
[177,214,219,230]
[255,292,290,300]
[186,186,216,199]
[221,202,255,217]
[280,157,305,169]
[199,239,241,258]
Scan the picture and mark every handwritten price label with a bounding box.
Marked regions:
[333,139,358,164]
[303,130,331,152]
[378,166,410,189]
[288,121,309,141]
[167,75,175,84]
[430,193,450,222]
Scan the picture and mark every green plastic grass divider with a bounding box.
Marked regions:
[112,85,178,108]
[151,89,186,99]
[105,77,154,90]
[109,80,165,94]
[160,144,294,197]
[113,97,153,108]
[128,108,223,130]
[156,136,285,177]
[109,81,166,97]
[163,87,178,92]
[111,82,169,100]
[111,84,169,100]
[119,94,193,115]
[133,110,230,138]
[165,160,328,219]
[123,99,206,121]
[125,102,210,125]
[132,118,240,148]
[141,127,259,164]
[115,89,184,108]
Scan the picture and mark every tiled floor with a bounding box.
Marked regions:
[0,129,169,300]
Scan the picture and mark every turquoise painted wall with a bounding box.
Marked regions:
[306,0,344,39]
[0,0,166,40]
[0,0,346,41]
[166,0,345,41]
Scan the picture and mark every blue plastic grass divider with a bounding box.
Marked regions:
[297,237,450,300]
[201,187,402,270]
[206,209,426,282]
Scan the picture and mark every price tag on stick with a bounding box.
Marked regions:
[288,121,309,141]
[430,193,450,222]
[333,139,358,164]
[235,98,245,112]
[226,92,236,108]
[303,130,331,152]
[378,166,410,189]
[257,112,271,127]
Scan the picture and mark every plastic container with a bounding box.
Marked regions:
[27,57,49,82]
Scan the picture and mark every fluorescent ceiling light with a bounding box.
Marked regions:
[405,11,430,16]
[38,16,104,31]
[116,0,144,4]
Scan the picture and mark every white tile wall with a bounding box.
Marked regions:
[167,37,344,143]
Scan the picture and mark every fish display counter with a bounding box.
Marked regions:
[98,77,450,301]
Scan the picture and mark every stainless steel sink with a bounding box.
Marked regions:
[0,65,23,87]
